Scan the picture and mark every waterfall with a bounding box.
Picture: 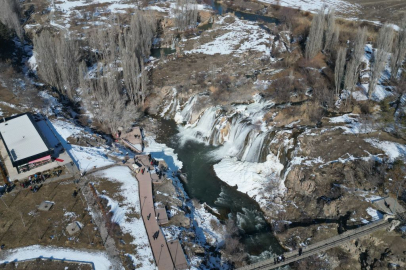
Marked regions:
[160,88,179,119]
[241,130,269,162]
[179,106,221,145]
[175,95,198,124]
[178,94,276,163]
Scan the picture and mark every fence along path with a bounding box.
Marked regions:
[238,219,390,270]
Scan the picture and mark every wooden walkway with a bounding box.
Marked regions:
[135,167,175,270]
[238,219,391,270]
[133,159,188,270]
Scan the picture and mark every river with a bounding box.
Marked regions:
[154,118,283,258]
[151,0,283,261]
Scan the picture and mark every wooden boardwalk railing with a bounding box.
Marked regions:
[238,219,391,270]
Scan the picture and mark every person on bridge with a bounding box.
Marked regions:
[299,247,303,256]
[274,257,277,264]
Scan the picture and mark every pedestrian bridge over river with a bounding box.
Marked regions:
[238,218,396,270]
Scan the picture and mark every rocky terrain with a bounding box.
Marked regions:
[0,0,405,269]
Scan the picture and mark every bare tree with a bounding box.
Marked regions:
[56,35,81,100]
[344,59,357,97]
[173,0,199,31]
[335,47,346,96]
[0,0,23,39]
[390,18,406,79]
[369,24,394,98]
[121,11,156,105]
[34,30,81,99]
[353,27,368,67]
[344,27,367,98]
[344,27,367,100]
[324,8,336,52]
[332,25,340,50]
[79,12,156,133]
[305,6,326,59]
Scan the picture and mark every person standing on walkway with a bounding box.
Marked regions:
[299,247,303,256]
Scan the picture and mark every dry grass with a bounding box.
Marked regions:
[91,175,151,269]
[0,179,105,250]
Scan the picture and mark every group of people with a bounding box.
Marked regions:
[148,155,159,167]
[29,184,42,193]
[19,169,63,190]
[20,173,46,188]
[273,247,304,265]
[274,255,285,264]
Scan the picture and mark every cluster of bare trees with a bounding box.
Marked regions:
[34,11,156,133]
[391,18,406,79]
[333,19,406,100]
[305,7,339,59]
[173,0,199,31]
[34,30,81,100]
[0,0,23,39]
[334,27,367,97]
[80,12,155,132]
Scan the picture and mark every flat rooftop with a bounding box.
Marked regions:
[0,114,49,163]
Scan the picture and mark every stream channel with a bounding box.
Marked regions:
[154,118,284,258]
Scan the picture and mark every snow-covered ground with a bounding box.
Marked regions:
[51,119,115,171]
[94,166,155,269]
[365,138,406,162]
[186,15,272,56]
[257,0,360,15]
[329,114,375,134]
[213,154,284,209]
[366,207,384,220]
[0,245,112,270]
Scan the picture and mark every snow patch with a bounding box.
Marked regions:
[213,153,284,209]
[94,166,154,270]
[365,139,406,162]
[0,245,113,270]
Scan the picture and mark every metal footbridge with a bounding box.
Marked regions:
[238,219,391,270]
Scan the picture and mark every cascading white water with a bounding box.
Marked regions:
[160,88,180,118]
[241,130,269,162]
[236,208,267,233]
[179,94,275,163]
[175,95,198,124]
[179,106,221,145]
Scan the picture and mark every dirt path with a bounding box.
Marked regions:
[81,183,123,270]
